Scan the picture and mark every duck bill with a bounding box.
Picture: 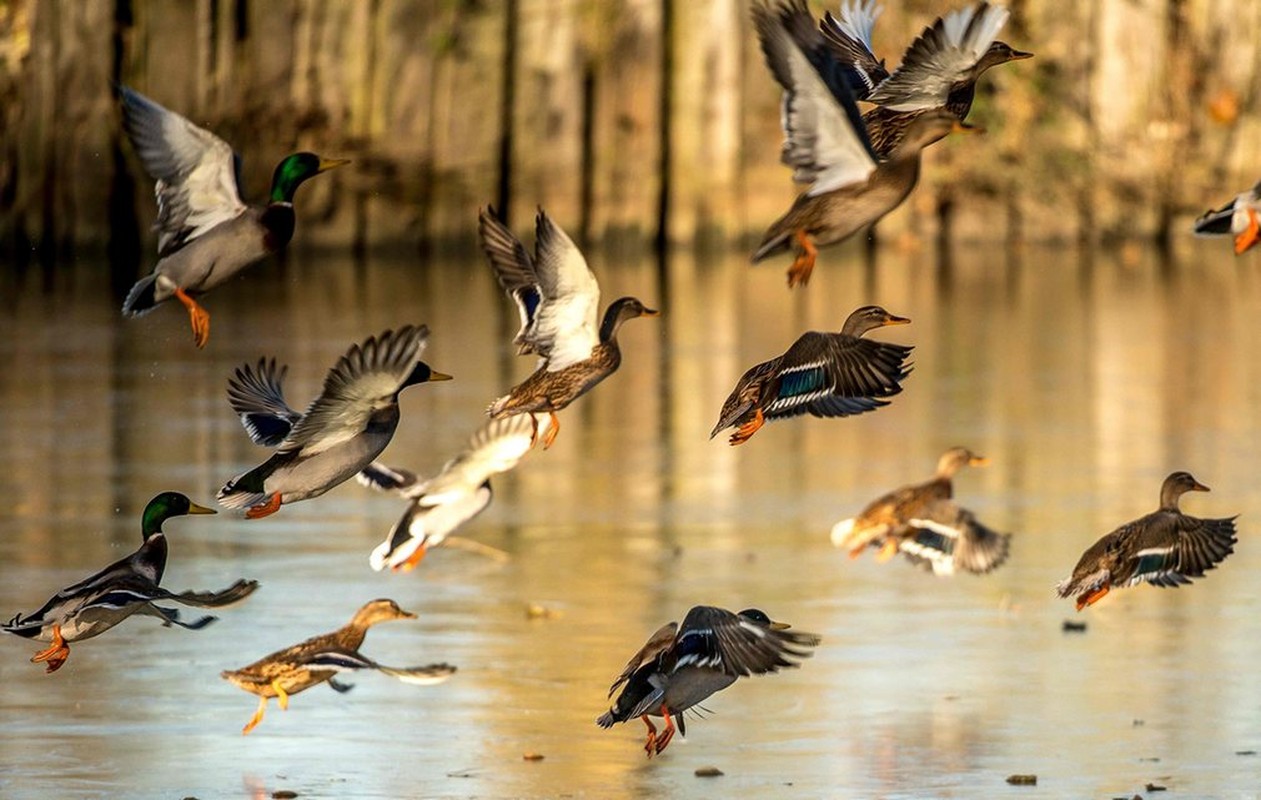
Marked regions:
[882,314,911,327]
[428,371,454,382]
[1191,480,1211,492]
[969,456,991,467]
[318,157,351,173]
[187,501,218,515]
[951,120,984,135]
[768,621,792,631]
[1009,49,1034,61]
[397,608,418,619]
[641,307,661,317]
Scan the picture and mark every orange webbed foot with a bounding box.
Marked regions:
[245,493,282,520]
[786,229,818,288]
[1076,585,1110,611]
[174,287,211,349]
[394,544,428,573]
[542,411,560,450]
[242,696,268,735]
[31,625,70,674]
[1235,208,1260,255]
[874,538,899,564]
[640,715,658,758]
[728,408,765,446]
[653,706,677,756]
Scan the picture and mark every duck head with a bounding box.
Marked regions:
[974,41,1033,75]
[936,447,990,478]
[599,296,660,342]
[269,152,350,203]
[402,361,454,389]
[841,305,911,337]
[141,491,216,541]
[1159,471,1210,510]
[351,599,418,629]
[737,608,791,631]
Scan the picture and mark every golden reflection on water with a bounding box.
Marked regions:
[3,242,1261,797]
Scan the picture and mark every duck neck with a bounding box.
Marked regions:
[1159,486,1185,512]
[599,305,627,344]
[260,204,296,251]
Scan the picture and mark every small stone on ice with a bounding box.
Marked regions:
[1006,774,1036,786]
[695,767,724,777]
[523,752,544,762]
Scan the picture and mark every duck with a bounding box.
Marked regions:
[1193,179,1261,255]
[217,326,451,519]
[830,447,990,560]
[479,206,658,448]
[821,1,1032,159]
[1056,472,1237,611]
[898,499,1012,576]
[118,86,348,348]
[750,0,981,287]
[711,305,912,445]
[220,599,456,735]
[360,413,547,572]
[2,492,257,673]
[596,606,820,757]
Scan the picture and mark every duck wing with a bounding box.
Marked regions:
[119,86,247,256]
[866,2,1010,111]
[529,210,601,371]
[820,0,890,98]
[752,0,878,196]
[227,358,302,447]
[279,325,429,454]
[762,332,912,421]
[1128,513,1238,588]
[479,206,544,354]
[605,621,678,698]
[300,648,457,685]
[903,499,1012,576]
[418,414,539,504]
[674,606,820,679]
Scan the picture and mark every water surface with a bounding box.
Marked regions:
[3,243,1261,798]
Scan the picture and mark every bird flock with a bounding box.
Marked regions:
[3,0,1256,757]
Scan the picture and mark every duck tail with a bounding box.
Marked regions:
[596,710,619,729]
[122,273,161,317]
[1193,202,1235,236]
[751,226,794,263]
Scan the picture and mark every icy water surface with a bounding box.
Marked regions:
[4,243,1261,799]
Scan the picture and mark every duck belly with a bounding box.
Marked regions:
[151,210,270,299]
[659,668,737,715]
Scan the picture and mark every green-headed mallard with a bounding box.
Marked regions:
[750,0,979,287]
[1194,179,1261,255]
[1056,472,1237,611]
[2,492,256,673]
[711,305,912,445]
[479,207,658,448]
[597,606,819,757]
[821,1,1031,159]
[218,326,452,519]
[118,86,348,348]
[898,499,1011,576]
[220,598,456,735]
[360,413,546,572]
[830,447,991,561]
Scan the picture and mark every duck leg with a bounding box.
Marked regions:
[640,715,658,757]
[245,492,282,520]
[30,624,70,674]
[541,412,560,450]
[786,230,818,288]
[652,705,677,755]
[174,287,211,349]
[242,695,268,735]
[728,408,765,446]
[874,538,900,563]
[272,678,290,711]
[1076,585,1110,611]
[1235,207,1260,255]
[395,544,428,572]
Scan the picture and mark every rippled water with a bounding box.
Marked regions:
[4,242,1261,799]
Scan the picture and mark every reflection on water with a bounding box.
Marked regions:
[4,242,1261,798]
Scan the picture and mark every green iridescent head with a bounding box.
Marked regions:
[269,152,350,203]
[140,492,217,539]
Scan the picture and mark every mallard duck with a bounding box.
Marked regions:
[821,1,1031,159]
[118,86,348,348]
[220,599,456,735]
[750,1,980,287]
[360,413,547,571]
[218,326,451,519]
[1194,179,1261,255]
[2,492,257,673]
[830,446,989,559]
[899,499,1011,576]
[479,207,658,448]
[596,606,820,757]
[1056,472,1237,611]
[711,305,912,445]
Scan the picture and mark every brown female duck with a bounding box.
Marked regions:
[221,599,456,734]
[479,207,658,448]
[822,1,1031,159]
[711,305,912,445]
[751,0,978,287]
[830,447,990,560]
[1056,472,1237,611]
